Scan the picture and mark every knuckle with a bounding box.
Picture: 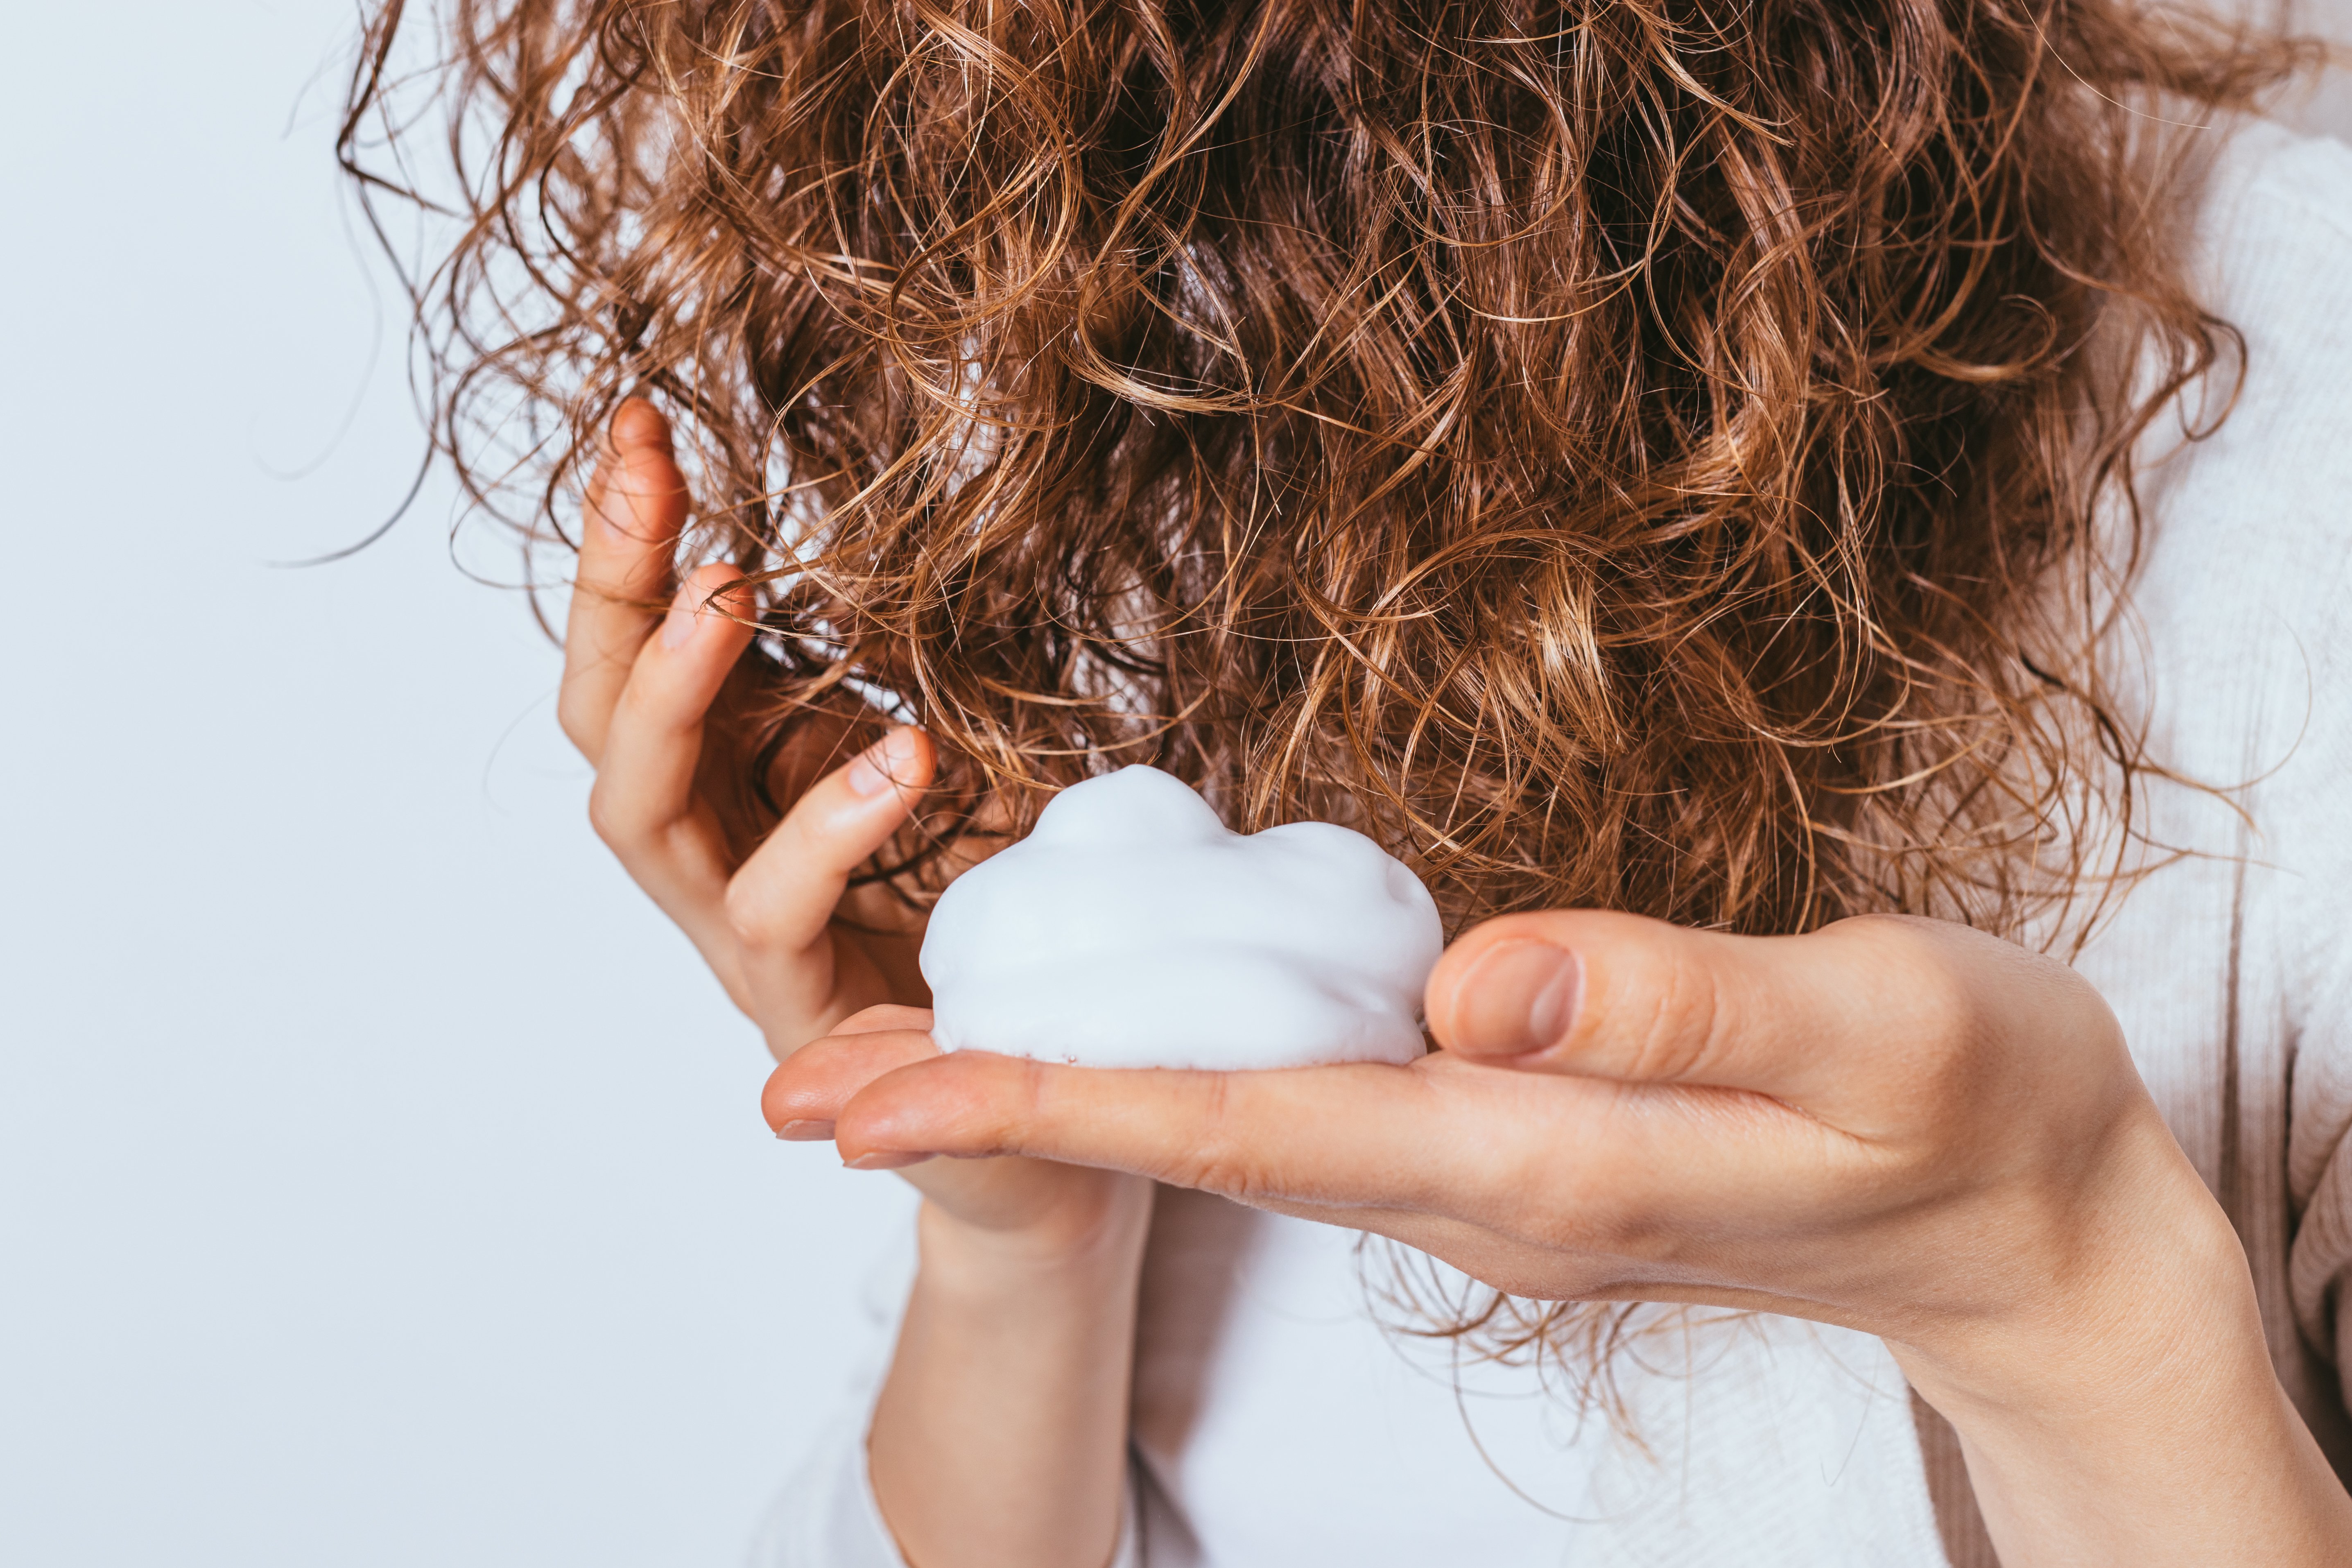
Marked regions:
[722,858,818,954]
[554,688,599,757]
[1168,1076,1271,1198]
[975,1056,1055,1160]
[720,873,779,948]
[1510,1103,1638,1249]
[1625,947,1725,1082]
[1843,916,1983,1059]
[1171,1145,1264,1199]
[584,780,643,849]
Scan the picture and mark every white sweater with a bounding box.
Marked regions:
[754,120,2352,1568]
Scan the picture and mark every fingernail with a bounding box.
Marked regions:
[1454,940,1581,1056]
[845,1150,930,1171]
[659,580,699,649]
[845,729,917,798]
[776,1119,835,1142]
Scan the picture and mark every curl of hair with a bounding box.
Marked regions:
[343,0,2311,1375]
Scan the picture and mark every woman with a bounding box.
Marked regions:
[349,2,2352,1563]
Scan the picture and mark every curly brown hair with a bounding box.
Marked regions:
[344,3,2310,987]
[341,0,2309,955]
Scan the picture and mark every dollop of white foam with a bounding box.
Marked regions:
[919,765,1443,1069]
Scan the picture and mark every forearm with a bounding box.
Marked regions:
[1951,1356,2346,1566]
[868,1178,1154,1568]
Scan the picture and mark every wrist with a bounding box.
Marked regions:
[1889,1108,2250,1430]
[1881,1114,2352,1565]
[916,1172,1156,1288]
[877,1176,1152,1568]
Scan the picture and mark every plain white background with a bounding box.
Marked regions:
[0,5,911,1565]
[0,4,2345,1565]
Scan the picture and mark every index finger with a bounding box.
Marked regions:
[830,1051,1490,1213]
[828,1043,1869,1267]
[559,400,692,763]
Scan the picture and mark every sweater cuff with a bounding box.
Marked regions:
[747,1431,909,1568]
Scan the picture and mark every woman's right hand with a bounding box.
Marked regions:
[555,398,935,1064]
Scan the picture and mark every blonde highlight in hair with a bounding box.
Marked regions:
[345,0,2311,1361]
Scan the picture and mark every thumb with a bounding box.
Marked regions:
[762,1009,941,1134]
[1426,910,2029,1111]
[723,726,934,962]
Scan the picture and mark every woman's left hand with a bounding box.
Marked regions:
[767,910,2352,1566]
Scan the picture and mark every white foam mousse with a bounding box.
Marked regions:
[919,765,1443,1069]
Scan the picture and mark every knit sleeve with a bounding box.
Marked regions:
[2282,638,2352,1434]
[2281,534,2352,1406]
[2234,131,2352,1441]
[2130,122,2352,1458]
[747,1427,919,1568]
